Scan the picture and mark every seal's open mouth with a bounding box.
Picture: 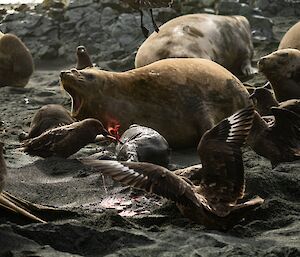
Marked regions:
[67,87,84,117]
[60,71,84,117]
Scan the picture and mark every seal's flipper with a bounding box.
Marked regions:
[149,9,159,33]
[241,60,257,77]
[139,10,149,38]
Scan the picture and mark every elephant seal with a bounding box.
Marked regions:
[0,33,34,87]
[135,14,255,77]
[82,106,264,230]
[278,20,300,50]
[258,49,300,102]
[116,124,170,167]
[26,104,75,139]
[60,58,251,148]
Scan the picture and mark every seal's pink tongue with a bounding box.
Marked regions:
[74,96,81,111]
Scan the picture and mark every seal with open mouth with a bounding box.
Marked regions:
[60,58,252,148]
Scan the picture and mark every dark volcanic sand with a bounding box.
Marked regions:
[0,9,299,257]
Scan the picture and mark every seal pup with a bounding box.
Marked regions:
[121,0,174,37]
[249,87,300,116]
[25,104,74,140]
[0,33,34,87]
[76,46,93,70]
[135,14,255,78]
[258,49,300,102]
[116,124,170,167]
[0,142,46,223]
[60,58,252,148]
[22,118,112,158]
[82,106,264,230]
[248,108,300,168]
[278,20,300,50]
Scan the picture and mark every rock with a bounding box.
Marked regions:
[248,15,274,41]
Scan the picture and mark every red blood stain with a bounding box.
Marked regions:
[108,122,121,141]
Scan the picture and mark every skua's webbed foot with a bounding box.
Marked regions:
[139,10,149,38]
[149,9,159,33]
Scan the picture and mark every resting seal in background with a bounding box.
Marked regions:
[258,49,300,102]
[278,20,300,50]
[0,33,34,87]
[25,104,75,140]
[116,124,170,167]
[60,58,251,148]
[135,14,255,78]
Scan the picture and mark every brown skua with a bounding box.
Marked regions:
[135,14,255,77]
[82,106,264,230]
[0,33,34,87]
[258,49,300,102]
[22,118,111,158]
[121,0,173,37]
[59,58,252,148]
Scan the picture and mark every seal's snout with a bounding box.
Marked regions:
[257,57,268,72]
[60,70,69,79]
[258,57,266,67]
[70,68,80,74]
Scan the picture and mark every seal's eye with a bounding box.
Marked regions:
[85,73,95,81]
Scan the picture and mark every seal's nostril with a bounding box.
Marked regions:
[259,57,266,64]
[71,68,79,74]
[60,71,67,78]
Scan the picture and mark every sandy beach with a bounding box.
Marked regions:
[0,1,299,256]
